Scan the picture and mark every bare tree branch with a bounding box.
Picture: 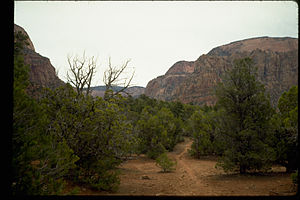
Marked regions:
[103,58,135,100]
[66,52,97,97]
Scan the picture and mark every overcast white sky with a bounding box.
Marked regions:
[14,1,298,87]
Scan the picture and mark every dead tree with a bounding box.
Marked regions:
[103,57,135,100]
[66,52,97,97]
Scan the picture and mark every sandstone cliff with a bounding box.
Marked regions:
[145,37,298,105]
[14,24,64,90]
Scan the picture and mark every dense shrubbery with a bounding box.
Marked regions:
[40,85,135,191]
[135,106,183,159]
[124,95,197,159]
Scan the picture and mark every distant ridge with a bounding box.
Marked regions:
[90,85,145,98]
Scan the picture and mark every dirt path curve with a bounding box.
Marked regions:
[76,137,296,196]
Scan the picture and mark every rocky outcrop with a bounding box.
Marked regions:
[145,37,298,105]
[165,61,195,75]
[146,61,195,101]
[208,37,298,56]
[14,24,64,90]
[125,86,146,97]
[14,24,35,52]
[22,48,64,89]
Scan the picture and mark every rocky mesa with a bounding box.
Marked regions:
[145,37,298,105]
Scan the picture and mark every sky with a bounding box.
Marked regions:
[14,1,298,87]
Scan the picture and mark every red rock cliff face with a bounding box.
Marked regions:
[145,37,298,105]
[14,24,64,89]
[146,61,195,101]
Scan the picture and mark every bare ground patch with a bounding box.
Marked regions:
[68,137,297,196]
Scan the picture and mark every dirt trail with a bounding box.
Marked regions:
[76,137,296,196]
[168,137,204,195]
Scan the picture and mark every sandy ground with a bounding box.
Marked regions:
[69,137,297,196]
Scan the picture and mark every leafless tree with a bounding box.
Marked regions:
[103,57,135,99]
[66,52,97,97]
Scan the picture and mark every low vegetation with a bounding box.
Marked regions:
[156,153,177,173]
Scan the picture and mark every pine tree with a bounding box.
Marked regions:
[136,106,183,159]
[269,86,298,172]
[188,110,212,158]
[215,57,275,174]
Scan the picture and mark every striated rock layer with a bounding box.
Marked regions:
[145,37,298,106]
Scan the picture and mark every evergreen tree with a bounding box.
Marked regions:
[136,106,166,158]
[215,57,275,174]
[188,110,213,158]
[269,86,298,172]
[136,106,183,159]
[40,86,134,191]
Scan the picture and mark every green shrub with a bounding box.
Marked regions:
[146,142,166,159]
[136,106,183,159]
[155,153,176,173]
[291,170,298,185]
[91,170,120,192]
[189,130,212,158]
[187,110,213,158]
